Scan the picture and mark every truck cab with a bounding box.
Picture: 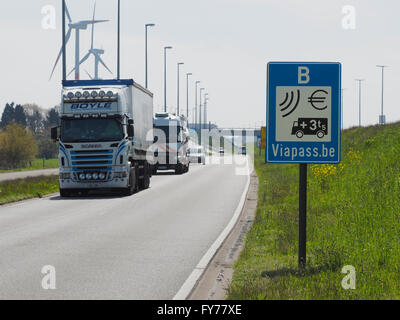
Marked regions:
[52,79,154,197]
[153,112,190,174]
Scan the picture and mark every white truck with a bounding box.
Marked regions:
[153,112,190,174]
[51,79,154,197]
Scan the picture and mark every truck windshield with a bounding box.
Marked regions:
[61,118,123,142]
[154,125,181,142]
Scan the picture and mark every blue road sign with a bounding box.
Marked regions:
[266,62,341,164]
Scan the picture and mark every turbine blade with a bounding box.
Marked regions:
[84,69,93,80]
[91,1,96,50]
[65,2,72,23]
[96,54,113,75]
[79,19,109,25]
[67,52,91,77]
[49,28,72,80]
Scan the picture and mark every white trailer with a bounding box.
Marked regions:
[51,79,154,197]
[153,112,190,174]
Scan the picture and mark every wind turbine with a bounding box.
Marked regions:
[49,2,109,81]
[68,2,112,80]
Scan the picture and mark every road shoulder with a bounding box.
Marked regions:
[188,170,258,300]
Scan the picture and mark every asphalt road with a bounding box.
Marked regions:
[0,156,249,299]
[0,169,59,182]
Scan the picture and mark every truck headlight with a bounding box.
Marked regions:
[79,173,86,180]
[86,173,92,180]
[99,173,106,180]
[92,173,99,180]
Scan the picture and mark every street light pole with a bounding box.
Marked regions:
[355,79,365,127]
[186,73,192,124]
[204,93,209,128]
[195,81,200,130]
[145,23,155,89]
[163,46,173,112]
[62,0,66,81]
[177,62,184,116]
[199,88,205,145]
[199,88,205,130]
[376,65,388,125]
[117,0,120,80]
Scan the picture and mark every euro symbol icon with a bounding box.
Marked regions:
[308,89,328,110]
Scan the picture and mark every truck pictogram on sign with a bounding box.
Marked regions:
[291,118,328,139]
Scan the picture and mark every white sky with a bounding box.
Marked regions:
[0,0,398,128]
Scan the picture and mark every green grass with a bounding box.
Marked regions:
[0,158,58,173]
[228,122,400,300]
[0,175,59,205]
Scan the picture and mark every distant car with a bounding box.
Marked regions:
[188,146,206,165]
[219,147,224,154]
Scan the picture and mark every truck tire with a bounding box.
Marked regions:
[296,130,304,139]
[139,162,151,190]
[60,188,72,198]
[123,169,137,196]
[175,163,183,175]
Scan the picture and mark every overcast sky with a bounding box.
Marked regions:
[0,0,398,128]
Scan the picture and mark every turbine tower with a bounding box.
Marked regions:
[68,2,112,80]
[49,1,109,80]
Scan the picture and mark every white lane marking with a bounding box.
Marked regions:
[173,156,251,300]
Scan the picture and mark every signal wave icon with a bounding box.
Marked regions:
[279,89,300,118]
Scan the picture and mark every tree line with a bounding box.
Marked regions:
[0,103,59,169]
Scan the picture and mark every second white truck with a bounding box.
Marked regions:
[153,112,190,174]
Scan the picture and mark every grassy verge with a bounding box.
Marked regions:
[0,158,58,173]
[0,175,59,205]
[228,122,400,299]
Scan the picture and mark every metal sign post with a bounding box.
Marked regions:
[299,163,307,268]
[266,62,341,269]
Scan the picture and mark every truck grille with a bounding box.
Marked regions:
[71,149,113,166]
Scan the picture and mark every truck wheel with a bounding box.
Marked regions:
[139,163,151,190]
[60,188,72,198]
[296,130,304,139]
[175,163,183,175]
[124,169,137,196]
[317,130,325,139]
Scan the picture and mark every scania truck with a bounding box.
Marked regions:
[51,79,154,197]
[153,112,190,174]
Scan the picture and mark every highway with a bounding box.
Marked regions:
[0,156,249,299]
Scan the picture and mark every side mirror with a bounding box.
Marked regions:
[128,124,134,138]
[51,127,58,141]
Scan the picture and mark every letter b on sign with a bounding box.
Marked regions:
[298,67,310,84]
